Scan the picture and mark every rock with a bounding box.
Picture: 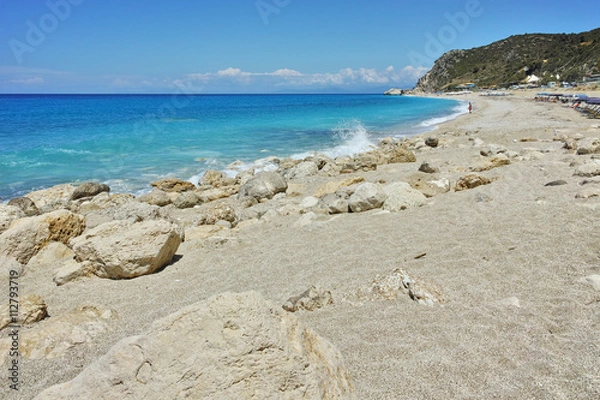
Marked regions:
[84,201,170,229]
[70,220,182,279]
[470,154,511,172]
[348,182,386,213]
[197,185,241,202]
[382,182,427,212]
[293,212,318,228]
[418,162,440,173]
[313,177,364,198]
[579,177,600,185]
[70,182,110,200]
[53,260,95,286]
[34,292,354,400]
[388,148,416,163]
[283,286,333,312]
[0,255,23,277]
[497,297,521,308]
[575,187,600,199]
[25,184,76,209]
[545,180,568,186]
[576,137,600,155]
[200,169,227,187]
[480,144,507,156]
[580,275,600,291]
[0,305,117,360]
[172,191,202,209]
[300,196,319,209]
[0,210,85,265]
[455,173,492,191]
[137,189,171,206]
[367,268,444,306]
[7,196,39,216]
[285,160,319,179]
[27,242,75,272]
[0,204,25,234]
[237,171,288,201]
[320,193,349,214]
[352,153,378,171]
[425,137,439,148]
[151,178,196,192]
[408,173,451,197]
[574,160,600,177]
[472,137,485,148]
[0,294,47,330]
[198,202,238,226]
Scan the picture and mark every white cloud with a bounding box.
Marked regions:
[8,77,44,85]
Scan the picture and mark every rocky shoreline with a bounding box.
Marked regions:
[2,91,600,398]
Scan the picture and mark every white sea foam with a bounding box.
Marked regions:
[419,101,468,128]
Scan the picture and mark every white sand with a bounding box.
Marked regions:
[6,90,600,399]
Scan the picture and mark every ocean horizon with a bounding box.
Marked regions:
[0,93,465,201]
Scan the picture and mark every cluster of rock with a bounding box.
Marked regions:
[360,268,445,306]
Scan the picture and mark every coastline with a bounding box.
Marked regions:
[2,90,600,398]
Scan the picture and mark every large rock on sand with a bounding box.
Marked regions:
[151,178,196,192]
[576,137,600,155]
[348,182,386,212]
[383,182,427,211]
[70,219,181,279]
[238,171,288,201]
[34,291,354,400]
[0,210,85,265]
[25,184,76,210]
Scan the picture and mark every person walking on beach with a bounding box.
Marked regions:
[468,102,473,114]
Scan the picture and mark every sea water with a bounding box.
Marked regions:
[0,94,464,200]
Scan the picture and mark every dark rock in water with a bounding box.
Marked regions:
[71,182,110,200]
[8,197,40,216]
[425,137,439,148]
[544,180,568,187]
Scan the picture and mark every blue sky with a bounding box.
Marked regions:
[0,0,598,93]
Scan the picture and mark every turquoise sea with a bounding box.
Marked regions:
[0,94,464,201]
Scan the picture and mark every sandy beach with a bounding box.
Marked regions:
[2,89,600,399]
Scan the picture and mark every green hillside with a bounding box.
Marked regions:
[414,28,600,92]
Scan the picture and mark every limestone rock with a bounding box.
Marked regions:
[172,191,202,209]
[575,187,600,198]
[151,178,196,192]
[198,202,239,226]
[455,173,492,191]
[27,242,75,272]
[313,177,364,198]
[470,154,511,172]
[197,185,241,202]
[480,144,507,156]
[574,160,600,177]
[7,196,39,216]
[0,204,25,234]
[237,171,288,201]
[382,182,427,212]
[53,260,95,286]
[34,292,354,400]
[70,219,182,279]
[576,137,600,155]
[0,305,117,360]
[300,196,319,209]
[320,193,349,214]
[283,286,334,312]
[388,148,416,163]
[285,160,319,179]
[137,189,171,206]
[367,268,444,306]
[84,201,170,229]
[200,169,236,187]
[348,182,386,213]
[184,225,226,241]
[25,184,76,209]
[70,182,110,201]
[0,210,85,265]
[408,173,451,197]
[0,294,47,330]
